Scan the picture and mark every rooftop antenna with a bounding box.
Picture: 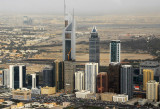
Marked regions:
[64,0,66,16]
[73,8,74,21]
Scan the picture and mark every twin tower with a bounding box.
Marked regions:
[62,0,100,64]
[62,0,120,64]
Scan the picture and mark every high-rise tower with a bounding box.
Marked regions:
[89,27,100,66]
[120,65,133,99]
[143,69,154,91]
[85,63,98,93]
[110,40,121,63]
[63,0,76,61]
[9,65,26,89]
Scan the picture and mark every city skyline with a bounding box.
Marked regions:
[0,0,160,108]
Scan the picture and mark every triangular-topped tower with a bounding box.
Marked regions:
[63,0,76,61]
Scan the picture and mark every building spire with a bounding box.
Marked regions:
[92,26,97,33]
[64,0,66,16]
[73,8,74,22]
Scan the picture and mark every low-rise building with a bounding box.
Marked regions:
[138,99,148,106]
[24,103,32,108]
[75,90,90,99]
[86,93,100,100]
[12,89,31,101]
[101,92,117,101]
[31,88,41,94]
[113,94,128,103]
[41,86,56,95]
[63,102,71,107]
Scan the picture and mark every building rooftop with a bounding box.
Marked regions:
[113,94,128,98]
[110,62,121,65]
[121,65,132,68]
[140,61,159,67]
[12,88,31,93]
[85,63,98,65]
[91,26,97,33]
[98,72,108,75]
[75,90,90,94]
[111,40,121,43]
[147,80,159,83]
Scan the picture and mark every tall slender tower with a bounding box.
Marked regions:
[63,0,76,61]
[120,65,133,99]
[89,27,100,66]
[143,69,154,91]
[9,65,26,89]
[110,40,121,63]
[85,63,98,93]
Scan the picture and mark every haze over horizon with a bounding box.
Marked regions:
[0,0,160,15]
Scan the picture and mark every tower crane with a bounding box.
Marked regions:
[67,48,72,61]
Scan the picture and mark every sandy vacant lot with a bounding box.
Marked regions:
[32,52,154,66]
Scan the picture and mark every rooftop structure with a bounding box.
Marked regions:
[113,94,128,103]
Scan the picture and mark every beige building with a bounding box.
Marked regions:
[86,93,100,100]
[113,94,128,103]
[12,89,31,101]
[146,80,159,101]
[143,69,154,91]
[75,90,91,99]
[101,92,117,101]
[41,86,56,95]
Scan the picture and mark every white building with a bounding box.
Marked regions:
[113,94,128,103]
[31,74,37,89]
[2,69,10,88]
[75,71,84,91]
[9,65,26,89]
[75,90,91,99]
[63,0,76,61]
[146,80,159,101]
[110,40,121,63]
[85,63,98,93]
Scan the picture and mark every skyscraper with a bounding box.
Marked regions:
[43,67,55,87]
[64,61,75,93]
[2,69,10,88]
[120,65,133,99]
[143,69,154,91]
[89,27,100,66]
[55,61,64,91]
[110,40,121,63]
[27,74,39,89]
[9,65,26,89]
[85,63,98,93]
[75,71,84,91]
[108,62,121,93]
[97,72,108,93]
[63,0,76,61]
[146,80,159,101]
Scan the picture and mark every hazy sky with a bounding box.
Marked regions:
[0,0,160,15]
